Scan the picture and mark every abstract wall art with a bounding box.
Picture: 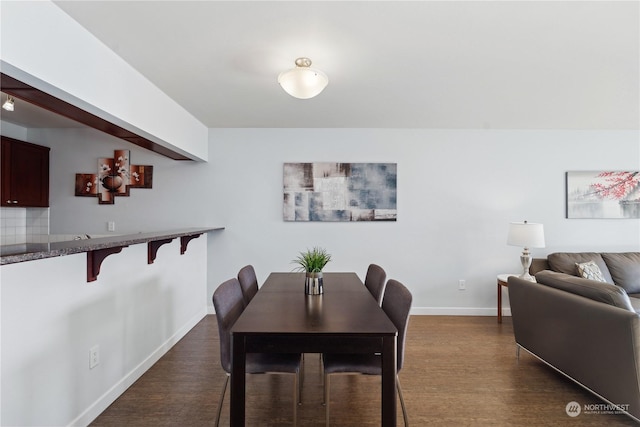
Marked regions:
[283,162,397,222]
[75,150,153,204]
[566,171,640,219]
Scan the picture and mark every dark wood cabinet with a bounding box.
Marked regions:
[1,136,50,207]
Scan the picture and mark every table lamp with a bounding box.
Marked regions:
[507,220,545,281]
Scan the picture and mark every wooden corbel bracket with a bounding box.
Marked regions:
[147,238,175,264]
[180,234,202,255]
[87,246,128,282]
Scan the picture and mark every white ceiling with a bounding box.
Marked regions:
[13,1,640,129]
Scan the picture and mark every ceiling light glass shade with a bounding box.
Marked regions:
[2,96,15,111]
[278,57,328,99]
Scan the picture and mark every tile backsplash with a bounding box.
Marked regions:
[0,207,50,245]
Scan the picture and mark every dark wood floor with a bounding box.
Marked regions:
[90,315,637,426]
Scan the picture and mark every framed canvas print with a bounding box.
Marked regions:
[75,150,153,205]
[566,171,640,219]
[284,162,397,222]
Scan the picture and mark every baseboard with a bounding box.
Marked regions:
[411,307,511,316]
[68,307,208,427]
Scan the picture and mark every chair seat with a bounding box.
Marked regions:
[246,353,301,374]
[323,353,381,376]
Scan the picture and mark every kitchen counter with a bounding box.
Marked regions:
[1,227,224,266]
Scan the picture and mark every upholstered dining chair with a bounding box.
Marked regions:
[323,279,412,426]
[237,264,259,307]
[212,278,302,426]
[364,264,387,306]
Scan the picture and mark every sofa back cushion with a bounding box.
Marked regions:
[547,252,614,284]
[535,270,634,312]
[602,253,640,294]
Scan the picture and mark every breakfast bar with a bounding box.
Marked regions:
[1,227,223,281]
[1,226,221,426]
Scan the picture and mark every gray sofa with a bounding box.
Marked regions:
[508,252,640,422]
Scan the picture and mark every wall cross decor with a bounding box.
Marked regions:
[75,150,153,204]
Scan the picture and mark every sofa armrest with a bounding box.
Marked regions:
[508,276,640,420]
[530,258,549,276]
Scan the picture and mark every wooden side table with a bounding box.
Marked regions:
[497,274,514,323]
[497,274,537,323]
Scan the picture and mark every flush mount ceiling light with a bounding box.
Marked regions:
[2,95,15,111]
[278,57,328,99]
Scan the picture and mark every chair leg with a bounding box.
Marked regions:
[214,374,229,427]
[292,372,298,426]
[298,359,304,405]
[397,375,409,427]
[324,373,330,427]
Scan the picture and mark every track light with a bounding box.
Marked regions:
[2,95,15,112]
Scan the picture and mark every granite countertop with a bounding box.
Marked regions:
[0,227,224,265]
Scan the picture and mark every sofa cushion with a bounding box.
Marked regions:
[576,261,607,282]
[602,253,640,294]
[535,270,634,312]
[547,252,614,284]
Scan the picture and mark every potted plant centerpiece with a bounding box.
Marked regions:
[292,247,332,295]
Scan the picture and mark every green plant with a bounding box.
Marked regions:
[292,247,332,273]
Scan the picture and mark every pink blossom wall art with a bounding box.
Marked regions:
[566,171,640,218]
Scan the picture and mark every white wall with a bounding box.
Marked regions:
[25,126,217,236]
[0,0,208,161]
[13,126,640,314]
[204,129,640,314]
[1,236,208,426]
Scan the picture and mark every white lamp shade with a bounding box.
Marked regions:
[278,63,328,99]
[507,222,545,248]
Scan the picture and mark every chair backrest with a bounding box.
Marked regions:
[364,264,387,306]
[381,279,412,372]
[212,278,246,373]
[237,265,259,307]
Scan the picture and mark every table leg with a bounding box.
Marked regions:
[497,282,502,323]
[230,333,246,426]
[381,335,397,426]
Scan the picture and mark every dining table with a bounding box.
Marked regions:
[230,271,399,426]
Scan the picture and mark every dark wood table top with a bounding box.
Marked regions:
[232,272,397,336]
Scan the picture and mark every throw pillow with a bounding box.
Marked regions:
[576,261,606,282]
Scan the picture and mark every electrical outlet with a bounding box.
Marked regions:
[458,280,466,290]
[89,345,100,369]
[107,221,115,232]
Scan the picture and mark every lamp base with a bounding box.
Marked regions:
[519,249,536,282]
[518,272,537,282]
